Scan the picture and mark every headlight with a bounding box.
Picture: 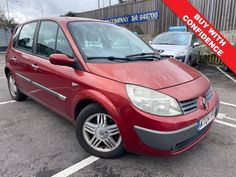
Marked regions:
[175,50,187,57]
[175,55,186,62]
[126,84,182,116]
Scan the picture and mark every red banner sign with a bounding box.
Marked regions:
[163,0,236,73]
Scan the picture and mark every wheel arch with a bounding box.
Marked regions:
[72,90,120,122]
[4,67,10,78]
[74,99,97,120]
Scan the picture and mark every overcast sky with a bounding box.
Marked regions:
[0,0,118,23]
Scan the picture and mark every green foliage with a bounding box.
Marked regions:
[0,9,16,28]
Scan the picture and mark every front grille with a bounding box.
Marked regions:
[179,98,198,114]
[179,88,213,115]
[205,87,213,101]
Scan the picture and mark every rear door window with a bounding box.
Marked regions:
[36,21,58,58]
[16,22,37,52]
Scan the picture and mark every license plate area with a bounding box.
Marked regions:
[198,109,216,130]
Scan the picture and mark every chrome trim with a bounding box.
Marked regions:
[179,99,198,115]
[16,73,31,82]
[16,73,67,101]
[134,123,198,135]
[72,82,79,87]
[32,82,67,101]
[31,64,39,69]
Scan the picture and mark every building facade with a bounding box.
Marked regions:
[75,0,236,38]
[0,27,11,52]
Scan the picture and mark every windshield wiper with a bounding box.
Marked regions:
[87,53,161,62]
[126,53,161,60]
[126,52,157,58]
[156,43,176,45]
[87,56,134,62]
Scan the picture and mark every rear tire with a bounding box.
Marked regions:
[7,72,27,101]
[76,103,125,158]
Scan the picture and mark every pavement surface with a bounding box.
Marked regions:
[0,53,235,177]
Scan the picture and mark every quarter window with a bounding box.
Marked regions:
[17,22,37,52]
[36,21,58,58]
[13,25,22,48]
[56,28,73,58]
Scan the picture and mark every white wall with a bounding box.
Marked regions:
[0,28,11,51]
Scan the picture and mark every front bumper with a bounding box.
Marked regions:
[134,106,218,151]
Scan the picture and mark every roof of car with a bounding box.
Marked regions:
[21,16,104,24]
[153,31,192,38]
[163,31,192,34]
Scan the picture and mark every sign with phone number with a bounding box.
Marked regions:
[105,10,160,24]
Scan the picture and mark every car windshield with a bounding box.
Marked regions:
[68,22,155,60]
[152,32,191,46]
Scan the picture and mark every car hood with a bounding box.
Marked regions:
[87,59,201,90]
[151,44,188,57]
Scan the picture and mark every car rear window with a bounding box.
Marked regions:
[152,32,191,46]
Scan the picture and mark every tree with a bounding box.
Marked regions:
[63,11,76,17]
[0,8,16,29]
[0,9,5,21]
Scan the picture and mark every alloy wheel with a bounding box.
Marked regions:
[9,75,17,97]
[82,113,122,152]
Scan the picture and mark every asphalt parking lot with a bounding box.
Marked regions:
[0,53,235,177]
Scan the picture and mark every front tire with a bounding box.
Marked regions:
[193,54,200,66]
[76,103,125,158]
[7,72,27,101]
[224,65,231,72]
[186,57,191,65]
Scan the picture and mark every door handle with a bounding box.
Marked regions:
[11,57,17,62]
[32,64,39,70]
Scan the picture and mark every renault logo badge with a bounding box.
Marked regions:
[202,97,209,110]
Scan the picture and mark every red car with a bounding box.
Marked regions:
[5,17,219,158]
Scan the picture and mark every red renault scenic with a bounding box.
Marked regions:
[5,17,219,158]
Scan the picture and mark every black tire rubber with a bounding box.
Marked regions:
[7,72,27,101]
[186,57,191,65]
[75,103,125,158]
[193,54,199,66]
[224,65,231,72]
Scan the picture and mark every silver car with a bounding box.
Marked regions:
[150,32,200,65]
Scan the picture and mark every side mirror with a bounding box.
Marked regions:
[49,54,74,66]
[149,41,153,45]
[193,42,200,47]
